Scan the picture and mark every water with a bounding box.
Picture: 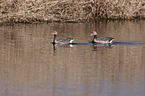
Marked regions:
[0,20,145,96]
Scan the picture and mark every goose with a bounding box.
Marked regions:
[90,31,114,43]
[52,31,74,44]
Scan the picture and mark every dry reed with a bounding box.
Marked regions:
[0,0,145,24]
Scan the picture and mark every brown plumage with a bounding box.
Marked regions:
[90,31,114,43]
[52,31,74,44]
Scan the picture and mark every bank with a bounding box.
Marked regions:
[0,0,145,25]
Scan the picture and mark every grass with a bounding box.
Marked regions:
[0,0,145,24]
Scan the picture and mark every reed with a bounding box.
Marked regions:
[0,0,145,24]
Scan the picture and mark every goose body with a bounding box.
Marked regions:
[52,31,74,44]
[91,31,114,43]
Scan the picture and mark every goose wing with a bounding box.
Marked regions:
[57,38,74,44]
[97,37,114,41]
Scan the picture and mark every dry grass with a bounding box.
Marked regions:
[0,0,145,24]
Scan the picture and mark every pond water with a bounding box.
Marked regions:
[0,20,145,96]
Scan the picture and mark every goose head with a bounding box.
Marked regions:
[90,31,97,36]
[52,31,57,36]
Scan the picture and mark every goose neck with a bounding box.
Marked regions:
[53,34,56,44]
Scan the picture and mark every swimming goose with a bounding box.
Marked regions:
[90,31,114,43]
[52,31,74,44]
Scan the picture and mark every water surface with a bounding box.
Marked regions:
[0,20,145,96]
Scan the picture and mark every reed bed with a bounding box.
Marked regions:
[0,0,145,24]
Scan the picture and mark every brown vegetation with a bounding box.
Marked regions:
[0,0,145,24]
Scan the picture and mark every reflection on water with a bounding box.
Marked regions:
[0,21,145,96]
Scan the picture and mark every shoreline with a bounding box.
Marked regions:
[0,0,145,25]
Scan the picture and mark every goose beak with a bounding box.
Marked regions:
[52,32,55,35]
[90,33,93,36]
